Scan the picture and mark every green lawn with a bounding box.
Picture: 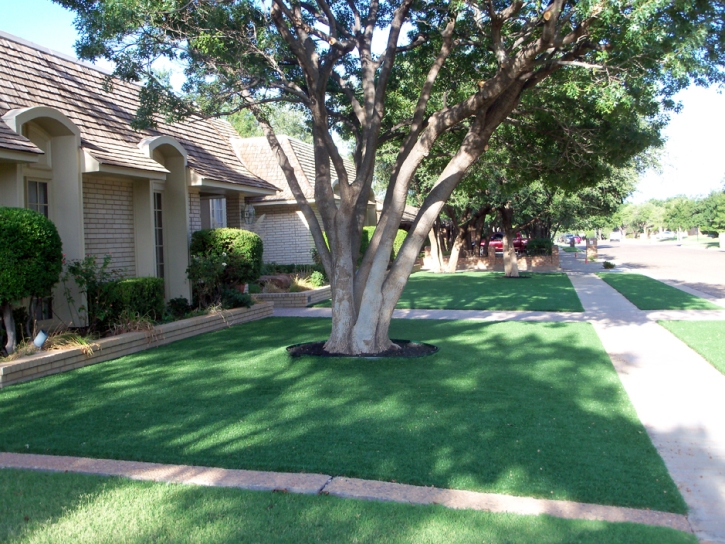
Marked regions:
[598,273,721,310]
[560,246,582,253]
[315,272,584,311]
[0,470,696,544]
[0,318,683,513]
[659,321,725,375]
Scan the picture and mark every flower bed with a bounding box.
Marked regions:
[0,303,273,388]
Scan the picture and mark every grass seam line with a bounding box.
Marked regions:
[0,452,692,534]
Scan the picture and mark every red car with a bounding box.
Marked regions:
[481,232,528,253]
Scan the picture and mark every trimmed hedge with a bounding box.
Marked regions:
[324,226,408,262]
[0,207,63,304]
[526,238,554,256]
[190,228,263,285]
[96,277,165,329]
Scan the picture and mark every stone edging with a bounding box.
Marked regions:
[0,452,692,534]
[0,302,273,388]
[252,285,331,307]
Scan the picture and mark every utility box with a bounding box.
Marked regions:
[586,238,598,261]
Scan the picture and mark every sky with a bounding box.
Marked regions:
[2,0,724,203]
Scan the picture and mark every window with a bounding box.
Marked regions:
[32,297,53,321]
[27,180,49,218]
[154,192,165,279]
[210,198,227,228]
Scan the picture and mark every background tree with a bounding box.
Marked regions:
[0,208,63,355]
[228,103,313,143]
[59,0,725,354]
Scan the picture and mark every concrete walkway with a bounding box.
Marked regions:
[558,254,725,544]
[0,452,691,533]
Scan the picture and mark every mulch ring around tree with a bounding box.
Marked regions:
[287,340,439,359]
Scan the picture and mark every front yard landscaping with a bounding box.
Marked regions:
[316,272,583,311]
[659,321,725,375]
[0,469,696,544]
[598,273,722,310]
[0,317,683,513]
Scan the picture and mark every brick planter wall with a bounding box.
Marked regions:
[252,286,331,308]
[0,303,273,389]
[422,246,560,272]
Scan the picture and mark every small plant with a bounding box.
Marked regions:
[109,310,156,336]
[602,261,616,269]
[186,252,228,308]
[220,289,252,309]
[167,297,191,319]
[309,270,327,287]
[61,254,122,332]
[45,331,100,358]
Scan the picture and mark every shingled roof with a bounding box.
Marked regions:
[0,32,278,192]
[234,135,358,203]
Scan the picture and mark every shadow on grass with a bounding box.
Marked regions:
[0,318,683,514]
[0,468,698,544]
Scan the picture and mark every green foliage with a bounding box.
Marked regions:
[358,227,407,262]
[186,252,229,309]
[0,207,63,305]
[525,238,553,256]
[62,255,122,331]
[228,105,312,143]
[602,262,616,270]
[220,288,252,309]
[309,271,326,288]
[190,228,263,286]
[100,277,165,329]
[167,297,192,319]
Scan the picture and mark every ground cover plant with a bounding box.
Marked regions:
[0,318,683,513]
[0,470,696,544]
[598,274,721,310]
[316,272,583,312]
[659,321,725,375]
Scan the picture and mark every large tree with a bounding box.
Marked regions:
[60,0,725,354]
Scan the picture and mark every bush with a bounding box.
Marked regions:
[357,226,408,262]
[309,271,326,287]
[167,297,191,319]
[100,278,165,328]
[526,238,554,256]
[602,261,616,269]
[0,208,63,353]
[190,228,263,286]
[221,288,252,309]
[62,255,122,332]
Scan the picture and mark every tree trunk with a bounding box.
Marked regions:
[446,224,467,273]
[500,203,520,278]
[2,302,16,355]
[428,225,444,273]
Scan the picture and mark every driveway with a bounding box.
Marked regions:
[597,241,725,298]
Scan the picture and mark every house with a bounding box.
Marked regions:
[0,31,281,324]
[235,137,378,264]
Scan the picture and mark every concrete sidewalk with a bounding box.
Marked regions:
[560,255,725,543]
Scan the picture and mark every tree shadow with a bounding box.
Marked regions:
[0,318,686,515]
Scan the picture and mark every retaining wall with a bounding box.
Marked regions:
[252,286,331,308]
[0,302,273,388]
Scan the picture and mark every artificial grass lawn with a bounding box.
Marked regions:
[598,273,721,311]
[315,272,584,311]
[659,321,725,375]
[0,470,696,544]
[0,318,683,514]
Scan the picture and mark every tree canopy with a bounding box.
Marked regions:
[57,0,725,353]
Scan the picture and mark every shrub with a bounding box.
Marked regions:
[526,238,554,256]
[186,252,228,308]
[167,297,191,319]
[221,288,252,309]
[62,255,122,332]
[602,261,616,269]
[339,226,408,263]
[190,228,263,285]
[0,207,63,353]
[309,271,326,287]
[100,277,165,328]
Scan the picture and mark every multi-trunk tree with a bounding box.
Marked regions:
[60,0,725,354]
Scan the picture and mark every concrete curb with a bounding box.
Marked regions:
[0,453,692,534]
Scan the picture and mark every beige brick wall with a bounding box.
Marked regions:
[83,176,136,276]
[188,191,202,237]
[227,193,242,229]
[250,205,319,264]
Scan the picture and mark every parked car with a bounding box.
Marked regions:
[656,230,675,240]
[609,230,622,242]
[563,233,582,244]
[482,232,528,253]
